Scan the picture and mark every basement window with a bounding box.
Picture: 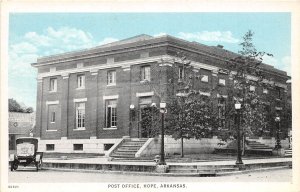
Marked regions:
[46,144,55,151]
[104,143,114,151]
[73,144,83,151]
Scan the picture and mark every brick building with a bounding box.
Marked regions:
[31,34,289,154]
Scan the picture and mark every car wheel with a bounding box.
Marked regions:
[11,161,18,171]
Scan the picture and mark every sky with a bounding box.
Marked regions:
[8,13,291,109]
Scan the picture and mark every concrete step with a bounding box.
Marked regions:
[110,154,135,158]
[116,148,139,152]
[113,151,137,155]
[168,169,216,174]
[121,144,144,147]
[112,158,152,162]
[168,165,236,170]
[129,138,149,141]
[168,167,239,174]
[110,138,148,160]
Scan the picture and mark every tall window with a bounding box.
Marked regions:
[107,70,116,85]
[50,78,57,92]
[50,112,55,123]
[141,66,151,81]
[178,66,184,80]
[276,87,282,99]
[106,100,117,128]
[48,104,57,130]
[218,98,226,128]
[76,102,85,129]
[77,74,85,88]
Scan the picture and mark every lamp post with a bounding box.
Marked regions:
[129,104,135,137]
[274,115,282,149]
[150,103,157,138]
[158,102,166,165]
[235,101,243,165]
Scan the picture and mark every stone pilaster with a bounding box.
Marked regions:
[86,70,98,138]
[35,77,43,138]
[60,73,69,138]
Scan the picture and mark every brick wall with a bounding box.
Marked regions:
[34,37,289,141]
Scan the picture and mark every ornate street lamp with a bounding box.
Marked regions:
[150,103,157,138]
[158,102,167,165]
[235,101,244,165]
[274,115,282,149]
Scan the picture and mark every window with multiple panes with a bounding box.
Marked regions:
[77,74,85,88]
[201,75,209,82]
[106,100,117,128]
[107,70,116,85]
[141,66,151,81]
[50,78,57,92]
[75,102,85,129]
[178,66,184,80]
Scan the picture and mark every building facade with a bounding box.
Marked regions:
[32,34,289,153]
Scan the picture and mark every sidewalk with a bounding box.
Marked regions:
[43,156,292,166]
[39,156,292,177]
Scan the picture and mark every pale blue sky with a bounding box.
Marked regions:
[8,13,291,109]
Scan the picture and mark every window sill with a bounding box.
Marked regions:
[107,84,116,87]
[73,128,86,131]
[103,127,117,130]
[76,87,85,90]
[50,122,55,124]
[49,90,57,93]
[46,130,57,132]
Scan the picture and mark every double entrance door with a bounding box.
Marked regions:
[138,97,158,138]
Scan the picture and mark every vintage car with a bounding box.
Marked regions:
[10,137,43,171]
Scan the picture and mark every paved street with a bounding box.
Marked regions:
[9,168,292,183]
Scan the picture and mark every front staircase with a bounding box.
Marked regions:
[110,138,148,161]
[246,140,273,150]
[215,140,273,155]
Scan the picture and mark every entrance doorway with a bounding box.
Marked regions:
[140,106,152,138]
[139,97,153,138]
